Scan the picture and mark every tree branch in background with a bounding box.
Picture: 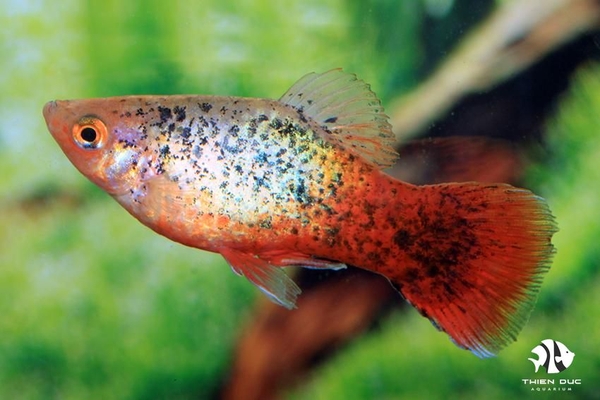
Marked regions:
[389,0,600,142]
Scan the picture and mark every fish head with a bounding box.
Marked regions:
[43,97,150,196]
[555,341,575,369]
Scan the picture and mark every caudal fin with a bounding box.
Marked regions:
[389,183,556,357]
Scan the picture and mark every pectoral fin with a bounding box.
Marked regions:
[220,248,301,309]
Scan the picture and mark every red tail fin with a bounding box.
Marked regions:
[387,183,556,357]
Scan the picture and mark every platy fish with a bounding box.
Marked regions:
[43,69,556,357]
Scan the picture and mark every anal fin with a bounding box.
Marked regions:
[259,249,347,270]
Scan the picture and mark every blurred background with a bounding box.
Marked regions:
[1,0,599,398]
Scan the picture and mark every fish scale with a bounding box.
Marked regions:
[44,69,556,357]
[100,96,354,259]
[146,99,338,216]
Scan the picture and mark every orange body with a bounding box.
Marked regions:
[43,70,556,357]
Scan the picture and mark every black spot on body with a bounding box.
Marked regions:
[180,127,192,139]
[160,145,170,157]
[290,178,315,205]
[254,152,269,165]
[197,116,209,128]
[173,106,186,122]
[325,226,339,237]
[363,202,376,217]
[259,218,273,229]
[286,121,305,136]
[253,175,270,190]
[367,252,382,263]
[229,125,240,136]
[426,264,440,278]
[405,267,422,284]
[199,102,213,113]
[192,145,203,158]
[222,134,243,154]
[320,203,335,216]
[324,116,337,123]
[442,282,456,297]
[158,106,172,123]
[275,148,287,158]
[270,118,283,130]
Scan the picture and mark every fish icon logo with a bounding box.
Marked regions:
[528,339,575,374]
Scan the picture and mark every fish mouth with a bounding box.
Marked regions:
[43,100,61,135]
[43,100,73,141]
[43,100,57,122]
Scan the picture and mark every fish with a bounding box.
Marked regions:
[529,339,575,373]
[43,69,557,357]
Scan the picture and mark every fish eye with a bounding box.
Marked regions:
[73,116,107,149]
[81,127,97,142]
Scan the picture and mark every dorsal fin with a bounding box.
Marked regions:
[279,69,398,169]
